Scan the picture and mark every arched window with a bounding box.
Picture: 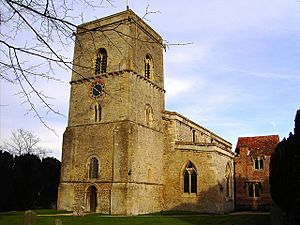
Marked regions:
[89,157,99,179]
[225,162,233,198]
[145,104,153,126]
[94,103,102,122]
[144,54,153,80]
[95,48,107,74]
[183,161,197,194]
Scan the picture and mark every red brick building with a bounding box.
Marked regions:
[234,135,280,211]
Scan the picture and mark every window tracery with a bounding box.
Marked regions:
[183,161,197,194]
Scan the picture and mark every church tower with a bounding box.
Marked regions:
[57,10,165,215]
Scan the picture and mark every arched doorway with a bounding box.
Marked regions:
[88,186,97,212]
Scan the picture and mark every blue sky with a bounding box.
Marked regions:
[1,0,300,159]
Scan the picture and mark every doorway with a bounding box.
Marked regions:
[88,186,97,212]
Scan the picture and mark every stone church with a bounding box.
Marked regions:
[57,9,234,215]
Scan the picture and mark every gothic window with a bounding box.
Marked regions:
[253,156,264,170]
[183,161,197,194]
[95,48,107,74]
[225,162,233,198]
[247,182,261,198]
[94,103,102,122]
[89,157,99,179]
[145,104,153,126]
[144,54,153,80]
[191,170,197,193]
[184,170,189,193]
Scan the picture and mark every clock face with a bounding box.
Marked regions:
[89,79,105,99]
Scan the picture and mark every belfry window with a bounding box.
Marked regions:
[95,48,107,74]
[144,54,153,80]
[183,161,197,194]
[90,157,99,179]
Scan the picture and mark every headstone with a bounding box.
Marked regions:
[23,210,37,225]
[54,219,63,225]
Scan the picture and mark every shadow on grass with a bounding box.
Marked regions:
[0,210,271,225]
[176,214,271,225]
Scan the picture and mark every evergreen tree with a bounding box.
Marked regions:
[0,151,14,211]
[13,154,42,210]
[270,110,300,225]
[37,157,61,208]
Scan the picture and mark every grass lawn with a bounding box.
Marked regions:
[0,210,270,225]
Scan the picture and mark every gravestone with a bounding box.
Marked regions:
[23,210,37,225]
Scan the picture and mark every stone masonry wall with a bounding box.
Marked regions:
[162,112,234,213]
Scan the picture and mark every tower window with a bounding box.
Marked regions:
[95,48,107,74]
[89,157,99,179]
[144,54,153,80]
[183,161,197,194]
[94,103,102,122]
[145,104,153,126]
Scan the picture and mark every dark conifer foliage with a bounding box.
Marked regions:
[37,157,61,208]
[0,151,14,211]
[0,152,61,211]
[270,109,300,224]
[13,154,42,210]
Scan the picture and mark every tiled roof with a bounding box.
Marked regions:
[235,135,280,155]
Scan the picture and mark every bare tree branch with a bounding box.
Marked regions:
[0,129,50,158]
[142,4,161,22]
[0,0,190,134]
